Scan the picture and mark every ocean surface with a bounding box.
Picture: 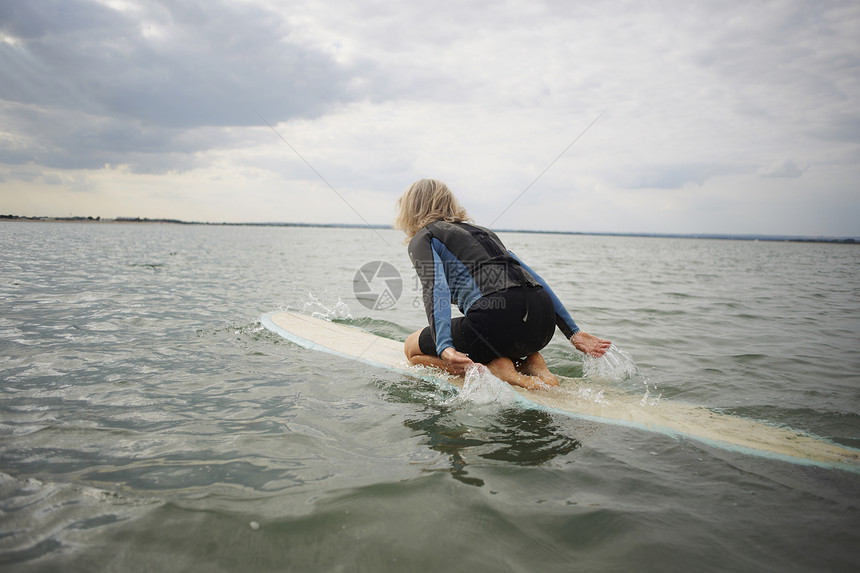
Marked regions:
[1,221,858,572]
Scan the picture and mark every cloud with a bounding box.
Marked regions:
[691,1,860,143]
[1,0,858,235]
[757,158,808,178]
[610,163,746,190]
[0,0,363,126]
[0,0,366,171]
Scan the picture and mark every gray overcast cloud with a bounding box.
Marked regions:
[1,0,361,171]
[1,0,859,235]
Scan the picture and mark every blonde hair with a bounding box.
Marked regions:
[394,179,471,239]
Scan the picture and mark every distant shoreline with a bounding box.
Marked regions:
[2,214,856,245]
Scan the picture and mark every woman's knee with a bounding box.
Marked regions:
[404,330,423,360]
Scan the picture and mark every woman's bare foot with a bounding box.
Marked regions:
[516,352,559,387]
[486,357,549,390]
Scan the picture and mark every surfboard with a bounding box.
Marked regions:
[261,310,860,473]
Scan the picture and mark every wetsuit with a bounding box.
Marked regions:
[408,221,581,363]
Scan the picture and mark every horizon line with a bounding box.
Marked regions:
[1,214,857,244]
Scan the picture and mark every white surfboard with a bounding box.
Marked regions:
[261,311,860,472]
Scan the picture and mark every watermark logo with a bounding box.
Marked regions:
[353,261,403,310]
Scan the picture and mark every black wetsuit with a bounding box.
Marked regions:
[408,221,581,363]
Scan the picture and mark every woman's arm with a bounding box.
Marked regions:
[509,251,611,358]
[408,230,455,355]
[508,251,580,338]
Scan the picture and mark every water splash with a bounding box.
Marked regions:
[300,292,352,320]
[582,344,638,382]
[639,384,662,407]
[582,345,661,406]
[450,364,521,407]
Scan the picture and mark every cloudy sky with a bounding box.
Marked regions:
[1,0,858,236]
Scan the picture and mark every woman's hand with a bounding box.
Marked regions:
[440,347,474,375]
[571,331,612,358]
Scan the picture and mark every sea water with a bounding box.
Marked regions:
[1,221,859,572]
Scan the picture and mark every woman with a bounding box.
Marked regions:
[396,178,611,389]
